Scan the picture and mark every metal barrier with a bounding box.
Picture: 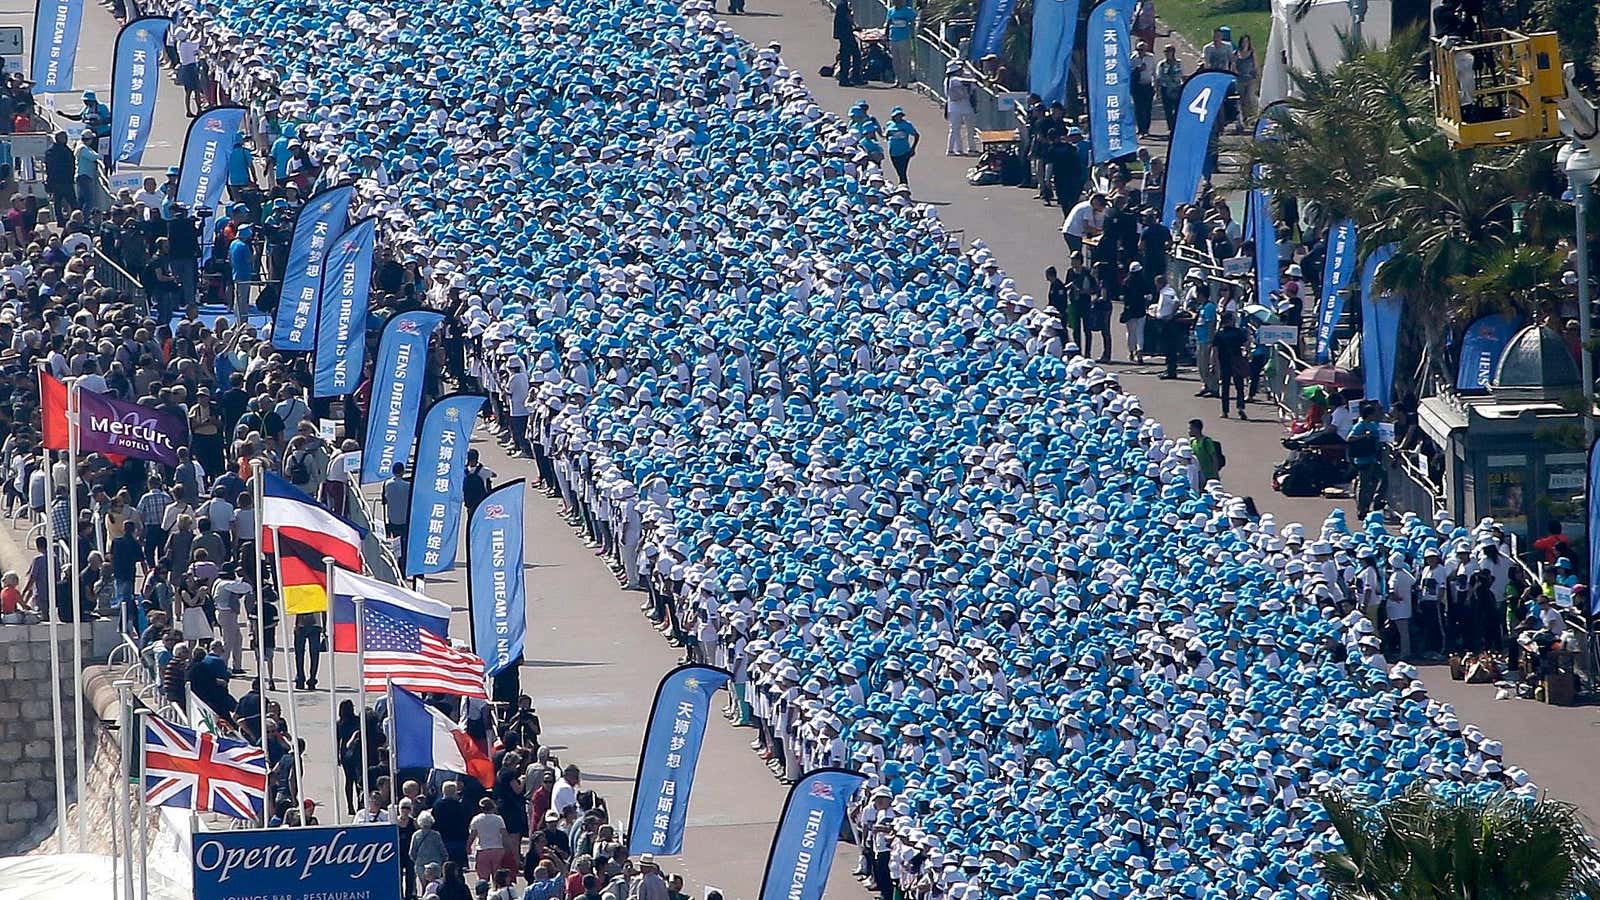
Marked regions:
[824,0,1022,132]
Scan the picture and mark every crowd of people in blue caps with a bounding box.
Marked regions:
[153,0,1560,894]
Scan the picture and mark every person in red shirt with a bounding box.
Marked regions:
[1533,520,1571,565]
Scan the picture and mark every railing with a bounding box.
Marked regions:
[93,246,148,310]
[826,0,1024,132]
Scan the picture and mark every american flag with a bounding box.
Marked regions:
[143,716,266,821]
[361,600,488,698]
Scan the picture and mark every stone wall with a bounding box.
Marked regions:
[0,622,100,853]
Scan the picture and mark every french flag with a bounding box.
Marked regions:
[389,683,494,787]
[330,567,450,653]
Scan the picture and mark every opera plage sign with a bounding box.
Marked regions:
[192,825,401,900]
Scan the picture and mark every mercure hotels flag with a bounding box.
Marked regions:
[42,372,187,465]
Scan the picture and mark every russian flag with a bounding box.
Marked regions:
[390,683,494,787]
[329,567,451,653]
[259,472,364,614]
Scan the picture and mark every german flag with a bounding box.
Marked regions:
[259,472,363,613]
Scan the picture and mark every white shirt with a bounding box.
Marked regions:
[550,780,578,815]
[1155,285,1179,319]
[134,189,164,214]
[275,397,310,433]
[355,808,392,825]
[176,35,200,65]
[1330,403,1357,439]
[1387,568,1415,620]
[506,370,531,417]
[468,812,504,848]
[1062,201,1104,239]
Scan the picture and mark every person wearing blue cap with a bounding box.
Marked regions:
[884,107,919,185]
[61,90,110,141]
[228,225,257,318]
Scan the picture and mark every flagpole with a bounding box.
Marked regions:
[273,528,307,826]
[114,679,133,900]
[354,597,370,817]
[67,378,87,852]
[325,555,341,826]
[253,462,269,828]
[269,525,307,825]
[133,707,149,900]
[38,364,67,850]
[385,677,398,823]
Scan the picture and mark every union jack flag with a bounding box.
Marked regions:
[143,716,267,821]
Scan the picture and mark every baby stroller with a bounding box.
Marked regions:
[1273,430,1354,497]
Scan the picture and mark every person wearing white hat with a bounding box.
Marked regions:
[943,60,977,156]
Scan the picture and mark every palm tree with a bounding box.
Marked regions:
[1317,786,1600,899]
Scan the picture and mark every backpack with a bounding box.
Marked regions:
[286,451,311,485]
[1213,440,1226,470]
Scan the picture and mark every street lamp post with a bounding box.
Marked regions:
[1566,146,1600,447]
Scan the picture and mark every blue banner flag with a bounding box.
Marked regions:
[176,106,246,220]
[192,824,401,900]
[1455,312,1525,392]
[1313,218,1360,363]
[1161,70,1236,228]
[758,768,867,900]
[312,218,376,398]
[30,0,83,93]
[970,0,1019,60]
[626,664,732,857]
[110,17,170,165]
[1086,0,1137,163]
[1029,0,1082,106]
[362,309,444,484]
[1589,438,1600,585]
[469,480,527,676]
[405,393,486,577]
[1359,244,1403,408]
[274,185,354,351]
[1249,102,1286,304]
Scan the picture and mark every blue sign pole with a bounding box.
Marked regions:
[405,393,487,577]
[176,106,247,220]
[312,217,376,398]
[1455,312,1526,392]
[191,824,402,900]
[361,309,444,484]
[626,664,732,857]
[1086,0,1137,163]
[1359,243,1402,408]
[274,185,354,351]
[1028,0,1082,106]
[30,0,83,93]
[1160,69,1236,229]
[1314,218,1360,363]
[110,16,170,166]
[1588,438,1600,586]
[757,768,867,900]
[970,0,1020,60]
[1250,101,1287,304]
[468,480,527,676]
